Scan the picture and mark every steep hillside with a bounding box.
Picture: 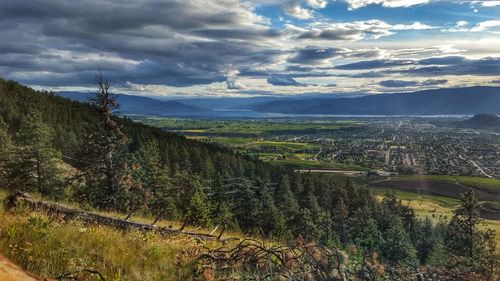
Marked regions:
[0,78,280,180]
[1,78,499,279]
[250,86,500,115]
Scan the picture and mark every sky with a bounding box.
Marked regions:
[0,0,499,98]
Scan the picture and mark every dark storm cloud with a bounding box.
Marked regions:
[0,0,283,87]
[288,47,384,65]
[402,57,500,76]
[336,56,500,76]
[379,79,447,88]
[297,29,363,40]
[267,74,304,86]
[338,71,386,78]
[420,79,448,86]
[379,80,418,87]
[335,59,414,70]
[288,47,347,64]
[417,56,466,65]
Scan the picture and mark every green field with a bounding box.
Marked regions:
[133,116,363,136]
[370,187,461,208]
[134,117,371,173]
[207,137,319,151]
[395,175,500,191]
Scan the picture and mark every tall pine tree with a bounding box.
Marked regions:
[445,190,499,275]
[78,73,128,208]
[0,117,12,187]
[8,110,62,197]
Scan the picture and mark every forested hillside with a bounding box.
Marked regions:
[0,77,498,280]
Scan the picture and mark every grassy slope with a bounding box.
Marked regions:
[0,191,228,281]
[373,189,500,252]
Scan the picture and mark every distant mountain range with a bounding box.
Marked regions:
[455,114,500,130]
[57,92,210,116]
[59,86,500,117]
[175,93,359,109]
[246,86,500,115]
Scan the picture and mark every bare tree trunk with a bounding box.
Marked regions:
[217,224,226,240]
[124,211,133,221]
[152,215,160,225]
[209,225,219,236]
[179,221,187,231]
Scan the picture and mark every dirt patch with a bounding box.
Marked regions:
[482,202,500,220]
[0,255,49,281]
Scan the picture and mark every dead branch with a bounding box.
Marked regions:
[195,238,348,281]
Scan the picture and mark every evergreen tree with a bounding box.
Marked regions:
[0,117,12,187]
[137,140,174,224]
[445,190,499,275]
[185,187,211,227]
[332,192,349,244]
[174,172,211,228]
[380,216,417,266]
[414,217,438,264]
[347,208,382,254]
[78,73,128,208]
[8,110,62,197]
[297,179,330,240]
[255,181,283,237]
[209,173,233,231]
[119,161,150,220]
[234,180,259,231]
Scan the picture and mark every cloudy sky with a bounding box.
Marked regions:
[1,0,499,98]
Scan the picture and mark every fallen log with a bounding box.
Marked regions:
[6,192,239,242]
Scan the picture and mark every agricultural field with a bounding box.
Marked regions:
[368,175,500,219]
[133,116,363,137]
[134,116,367,171]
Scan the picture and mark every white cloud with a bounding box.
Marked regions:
[305,0,329,8]
[283,0,314,19]
[473,0,500,7]
[470,20,500,32]
[292,20,435,41]
[344,0,431,9]
[392,22,435,30]
[444,19,500,33]
[225,69,245,89]
[482,1,500,6]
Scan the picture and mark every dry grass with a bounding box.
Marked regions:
[0,190,244,281]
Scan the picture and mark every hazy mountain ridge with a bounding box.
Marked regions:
[58,91,210,116]
[456,114,500,130]
[248,86,500,115]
